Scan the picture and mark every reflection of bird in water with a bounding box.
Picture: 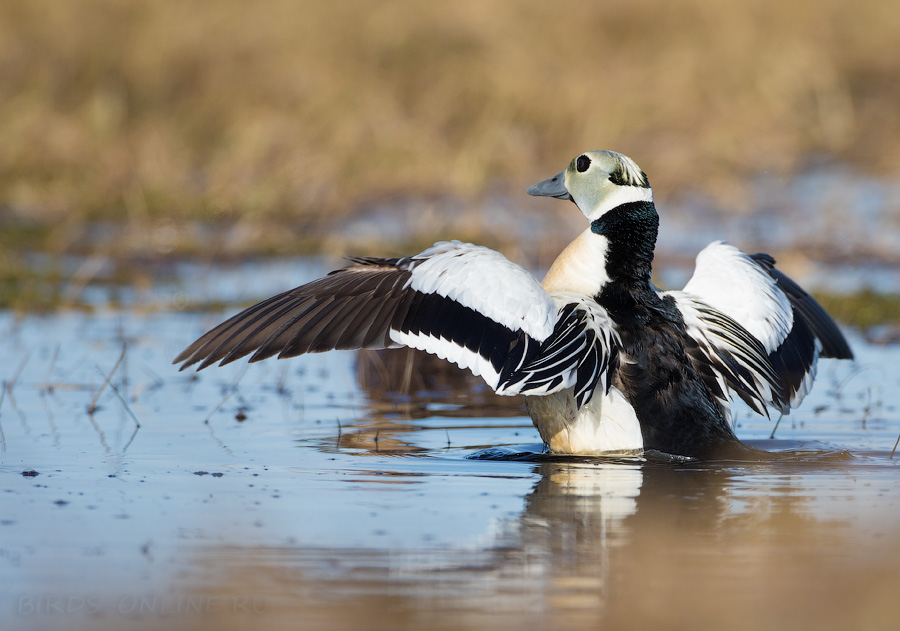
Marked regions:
[505,458,848,620]
[355,347,527,420]
[175,150,853,458]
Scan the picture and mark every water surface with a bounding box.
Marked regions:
[1,260,899,631]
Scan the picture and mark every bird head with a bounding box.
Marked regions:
[527,150,653,221]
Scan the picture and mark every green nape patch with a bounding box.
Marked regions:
[813,289,900,330]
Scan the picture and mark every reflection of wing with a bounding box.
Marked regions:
[355,348,528,419]
[175,241,618,405]
[664,241,853,417]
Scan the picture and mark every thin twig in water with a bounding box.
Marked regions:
[203,388,237,425]
[361,350,390,391]
[400,350,415,395]
[769,414,783,439]
[0,383,6,452]
[277,366,289,397]
[892,432,900,460]
[121,424,140,452]
[5,388,28,432]
[861,387,871,429]
[8,351,32,394]
[41,345,60,393]
[108,381,141,428]
[202,365,247,425]
[89,344,126,414]
[86,411,110,454]
[204,420,233,455]
[39,391,59,446]
[140,365,165,391]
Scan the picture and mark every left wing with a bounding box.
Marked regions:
[664,241,853,416]
[175,241,617,405]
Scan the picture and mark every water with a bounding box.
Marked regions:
[1,258,900,631]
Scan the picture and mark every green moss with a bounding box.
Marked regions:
[812,290,900,331]
[0,259,68,313]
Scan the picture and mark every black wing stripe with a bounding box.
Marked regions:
[498,302,616,406]
[415,291,445,338]
[766,309,817,407]
[575,334,600,406]
[391,291,529,375]
[711,346,770,416]
[685,305,786,415]
[479,319,512,374]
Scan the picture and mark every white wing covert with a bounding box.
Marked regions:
[666,241,853,416]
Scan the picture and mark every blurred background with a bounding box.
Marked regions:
[3,4,900,631]
[0,0,898,318]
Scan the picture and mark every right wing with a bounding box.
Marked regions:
[667,241,853,417]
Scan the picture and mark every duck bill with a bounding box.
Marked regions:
[527,170,571,200]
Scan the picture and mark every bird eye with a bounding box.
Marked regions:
[576,155,591,173]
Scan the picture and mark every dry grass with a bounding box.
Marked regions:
[1,0,899,255]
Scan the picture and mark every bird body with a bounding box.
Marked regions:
[176,150,853,459]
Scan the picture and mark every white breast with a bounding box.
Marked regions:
[525,384,643,454]
[541,229,611,297]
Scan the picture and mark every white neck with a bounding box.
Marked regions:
[583,186,654,222]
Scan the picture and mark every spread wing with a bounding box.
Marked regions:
[175,241,618,405]
[664,241,852,417]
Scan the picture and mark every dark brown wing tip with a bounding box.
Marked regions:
[171,264,414,373]
[751,252,854,361]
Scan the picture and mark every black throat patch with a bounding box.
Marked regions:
[590,201,659,283]
[591,200,746,458]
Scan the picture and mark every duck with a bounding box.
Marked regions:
[175,150,853,459]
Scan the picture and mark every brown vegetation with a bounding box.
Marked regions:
[1,0,898,256]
